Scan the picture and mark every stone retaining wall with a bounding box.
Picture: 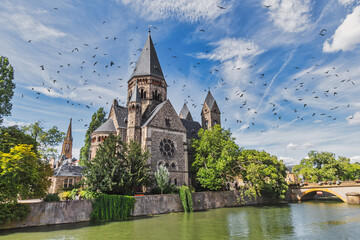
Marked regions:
[1,191,277,230]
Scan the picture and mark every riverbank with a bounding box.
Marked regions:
[0,190,280,230]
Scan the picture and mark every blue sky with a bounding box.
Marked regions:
[1,0,360,165]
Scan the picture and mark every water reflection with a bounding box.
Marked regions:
[227,204,294,239]
[2,202,360,240]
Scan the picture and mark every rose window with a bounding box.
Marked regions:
[159,139,175,157]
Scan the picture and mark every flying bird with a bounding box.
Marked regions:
[319,29,327,36]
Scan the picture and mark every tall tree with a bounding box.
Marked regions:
[0,144,52,204]
[191,125,242,191]
[238,150,288,199]
[293,150,358,182]
[80,107,106,164]
[0,125,38,153]
[0,56,15,124]
[22,121,64,161]
[83,135,151,195]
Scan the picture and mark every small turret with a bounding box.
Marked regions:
[179,103,193,121]
[201,91,221,129]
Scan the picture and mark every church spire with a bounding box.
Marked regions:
[179,103,193,121]
[61,118,73,159]
[130,32,164,80]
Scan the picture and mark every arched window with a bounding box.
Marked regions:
[205,120,208,127]
[174,178,177,186]
[155,90,158,100]
[140,89,144,99]
[144,91,147,99]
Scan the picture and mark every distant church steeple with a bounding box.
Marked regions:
[61,118,73,159]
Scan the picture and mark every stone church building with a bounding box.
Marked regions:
[90,32,221,187]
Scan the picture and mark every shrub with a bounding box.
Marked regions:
[69,188,79,200]
[0,204,30,224]
[150,184,179,194]
[179,186,193,212]
[58,191,70,201]
[80,190,99,199]
[43,193,60,202]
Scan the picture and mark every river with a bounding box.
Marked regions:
[1,200,360,239]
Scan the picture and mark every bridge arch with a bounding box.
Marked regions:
[300,188,347,202]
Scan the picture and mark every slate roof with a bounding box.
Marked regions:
[54,164,84,177]
[204,91,216,110]
[180,119,202,139]
[93,118,116,133]
[179,103,193,121]
[130,32,165,80]
[113,104,128,128]
[142,100,168,127]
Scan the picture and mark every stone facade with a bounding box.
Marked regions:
[90,32,221,188]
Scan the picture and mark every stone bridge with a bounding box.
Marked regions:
[287,181,360,203]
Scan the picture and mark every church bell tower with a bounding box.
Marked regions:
[61,118,73,159]
[201,91,221,129]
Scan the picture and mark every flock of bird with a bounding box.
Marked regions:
[22,5,357,133]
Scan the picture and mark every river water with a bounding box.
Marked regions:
[1,200,360,239]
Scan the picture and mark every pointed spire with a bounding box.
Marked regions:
[204,91,216,110]
[130,82,141,103]
[130,32,164,80]
[66,118,72,140]
[179,103,193,121]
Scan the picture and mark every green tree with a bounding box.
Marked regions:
[293,151,357,182]
[0,56,15,124]
[22,121,64,161]
[0,125,38,153]
[238,150,288,199]
[191,125,242,191]
[80,108,107,165]
[83,135,151,195]
[155,165,170,194]
[0,144,53,204]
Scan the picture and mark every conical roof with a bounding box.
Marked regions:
[65,118,72,140]
[130,32,164,80]
[93,118,116,133]
[129,83,141,103]
[204,91,216,110]
[179,103,193,121]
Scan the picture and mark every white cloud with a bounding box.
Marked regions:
[287,142,314,150]
[262,0,312,33]
[323,6,360,52]
[347,111,360,125]
[196,37,264,63]
[279,156,299,165]
[338,0,355,6]
[351,156,360,163]
[120,0,229,22]
[1,118,27,127]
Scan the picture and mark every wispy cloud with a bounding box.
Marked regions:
[262,0,313,33]
[119,0,230,22]
[323,6,360,52]
[287,142,314,150]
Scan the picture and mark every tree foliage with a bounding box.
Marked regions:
[83,135,151,195]
[0,144,53,204]
[191,125,242,191]
[191,125,288,200]
[155,164,169,194]
[238,150,288,199]
[80,107,107,165]
[22,121,64,161]
[292,150,360,182]
[0,56,15,124]
[0,125,38,153]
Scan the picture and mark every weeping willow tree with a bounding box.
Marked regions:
[90,194,136,222]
